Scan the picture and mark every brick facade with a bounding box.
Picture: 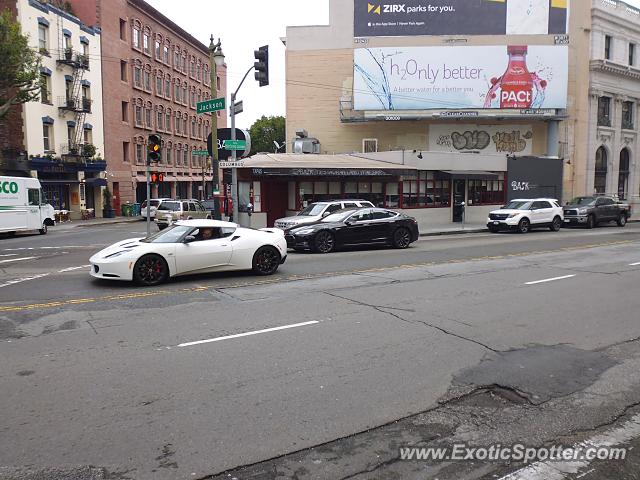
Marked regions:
[68,0,227,208]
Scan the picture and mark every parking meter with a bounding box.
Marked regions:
[247,202,254,217]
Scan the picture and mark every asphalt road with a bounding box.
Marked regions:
[1,222,640,479]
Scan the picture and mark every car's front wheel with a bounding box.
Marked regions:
[518,218,530,234]
[252,246,281,275]
[586,214,596,229]
[39,223,48,235]
[550,216,562,232]
[133,254,169,286]
[313,231,335,253]
[392,227,411,248]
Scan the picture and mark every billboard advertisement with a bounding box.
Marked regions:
[353,45,568,111]
[354,0,568,37]
[507,156,564,201]
[429,124,533,154]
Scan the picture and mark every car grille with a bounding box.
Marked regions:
[489,213,509,220]
[275,221,291,229]
[564,209,578,216]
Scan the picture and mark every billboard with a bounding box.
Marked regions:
[507,156,564,201]
[353,45,568,110]
[429,124,533,154]
[354,0,568,37]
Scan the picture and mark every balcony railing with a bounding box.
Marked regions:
[58,96,78,111]
[56,49,90,70]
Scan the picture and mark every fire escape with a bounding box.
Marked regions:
[56,16,91,160]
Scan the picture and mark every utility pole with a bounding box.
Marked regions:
[209,35,222,220]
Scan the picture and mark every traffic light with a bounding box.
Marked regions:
[254,45,269,87]
[147,133,162,164]
[150,171,164,184]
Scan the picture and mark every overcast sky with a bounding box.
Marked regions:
[146,0,640,134]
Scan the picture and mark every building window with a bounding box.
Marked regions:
[132,25,141,49]
[67,126,75,147]
[622,101,634,129]
[363,138,378,153]
[182,116,187,135]
[145,105,152,128]
[157,110,164,131]
[618,148,630,200]
[119,18,127,40]
[166,144,172,165]
[468,175,504,206]
[156,74,163,96]
[630,43,635,66]
[38,24,48,52]
[182,55,187,73]
[196,63,201,82]
[216,76,220,90]
[605,35,612,60]
[143,69,151,91]
[143,31,150,55]
[123,141,130,162]
[165,77,171,99]
[174,49,180,68]
[40,74,51,104]
[598,96,611,126]
[166,110,172,133]
[155,39,161,59]
[182,86,188,105]
[133,63,142,88]
[164,45,170,65]
[83,128,92,145]
[175,83,181,103]
[175,113,181,135]
[190,59,195,78]
[42,124,52,152]
[135,105,143,127]
[122,101,129,122]
[135,143,144,164]
[594,146,608,194]
[191,117,196,137]
[120,60,127,81]
[82,42,89,58]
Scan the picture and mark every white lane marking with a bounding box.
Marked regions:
[0,256,38,264]
[58,264,91,273]
[498,412,640,480]
[0,273,50,289]
[2,245,102,251]
[0,254,18,258]
[178,320,320,348]
[630,262,640,266]
[525,274,576,286]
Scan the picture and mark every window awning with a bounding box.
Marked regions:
[84,178,107,186]
[437,170,500,180]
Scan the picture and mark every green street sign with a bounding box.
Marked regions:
[193,150,209,156]
[197,97,225,114]
[224,139,247,150]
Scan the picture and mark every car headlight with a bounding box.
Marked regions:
[294,228,315,235]
[508,213,521,218]
[578,208,588,214]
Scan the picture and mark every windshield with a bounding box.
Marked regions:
[569,197,596,206]
[298,203,327,216]
[157,201,181,211]
[141,224,192,243]
[322,210,356,223]
[504,201,533,210]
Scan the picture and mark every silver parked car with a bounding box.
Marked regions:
[154,199,211,230]
[274,199,375,229]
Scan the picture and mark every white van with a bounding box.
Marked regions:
[0,176,55,235]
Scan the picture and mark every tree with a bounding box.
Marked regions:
[248,115,285,156]
[0,9,41,119]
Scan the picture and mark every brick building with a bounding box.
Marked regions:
[68,0,227,211]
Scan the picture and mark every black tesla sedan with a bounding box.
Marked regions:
[285,208,419,253]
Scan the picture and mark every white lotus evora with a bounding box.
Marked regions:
[89,220,287,285]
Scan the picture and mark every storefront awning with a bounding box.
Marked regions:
[437,170,500,180]
[84,178,107,186]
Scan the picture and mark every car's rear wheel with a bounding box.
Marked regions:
[133,254,169,286]
[392,227,411,248]
[550,216,562,232]
[586,214,596,229]
[39,223,48,235]
[617,214,627,227]
[313,231,335,253]
[252,246,281,275]
[518,218,530,233]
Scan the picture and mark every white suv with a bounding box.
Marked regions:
[487,198,564,233]
[141,198,172,220]
[274,199,375,229]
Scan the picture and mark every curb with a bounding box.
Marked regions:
[419,228,487,237]
[69,218,143,228]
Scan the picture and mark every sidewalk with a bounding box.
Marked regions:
[53,216,143,230]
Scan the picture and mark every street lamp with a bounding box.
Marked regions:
[208,36,225,219]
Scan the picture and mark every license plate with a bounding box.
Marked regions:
[493,221,500,225]
[564,219,570,222]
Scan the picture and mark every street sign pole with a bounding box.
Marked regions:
[231,91,239,224]
[146,163,151,237]
[209,36,222,220]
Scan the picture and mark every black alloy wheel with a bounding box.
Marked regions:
[518,218,530,234]
[313,231,335,254]
[586,215,596,229]
[550,216,562,232]
[252,246,281,275]
[617,214,627,227]
[392,227,411,248]
[133,254,169,286]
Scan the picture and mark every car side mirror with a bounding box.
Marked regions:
[322,211,331,217]
[345,218,355,225]
[183,235,196,243]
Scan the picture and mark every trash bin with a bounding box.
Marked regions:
[121,203,132,217]
[132,203,141,216]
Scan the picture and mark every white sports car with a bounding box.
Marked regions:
[89,220,287,285]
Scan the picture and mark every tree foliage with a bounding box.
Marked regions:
[248,115,285,156]
[0,9,41,119]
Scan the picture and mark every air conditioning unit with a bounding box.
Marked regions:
[292,129,320,154]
